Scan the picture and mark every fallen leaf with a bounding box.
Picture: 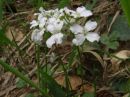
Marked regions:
[55,75,82,90]
[6,27,24,42]
[111,50,130,72]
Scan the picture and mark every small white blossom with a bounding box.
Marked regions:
[31,29,45,44]
[30,15,47,29]
[46,33,64,48]
[70,22,100,45]
[71,6,92,18]
[30,6,100,48]
[47,18,64,34]
[30,20,38,29]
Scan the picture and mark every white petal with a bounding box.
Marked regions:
[46,33,64,48]
[31,29,45,44]
[47,18,64,34]
[84,20,97,31]
[80,10,92,17]
[76,6,92,17]
[30,20,38,28]
[70,24,83,34]
[39,7,44,12]
[56,21,64,31]
[76,6,86,13]
[72,34,85,46]
[39,17,47,28]
[85,32,100,42]
[46,24,55,34]
[47,17,56,24]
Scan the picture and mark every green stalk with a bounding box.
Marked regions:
[120,0,130,26]
[35,45,41,88]
[0,60,49,97]
[0,0,3,22]
[77,46,84,89]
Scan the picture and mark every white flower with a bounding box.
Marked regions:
[31,29,45,44]
[72,6,92,18]
[46,33,64,48]
[46,17,64,34]
[30,15,47,29]
[70,21,100,45]
[30,20,38,29]
[38,15,47,28]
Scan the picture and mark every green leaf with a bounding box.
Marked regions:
[59,0,70,8]
[16,78,27,88]
[110,15,130,41]
[100,33,119,50]
[112,78,130,92]
[82,92,94,97]
[0,0,3,22]
[120,0,130,26]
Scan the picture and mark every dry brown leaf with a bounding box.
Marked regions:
[55,75,82,90]
[79,84,94,93]
[6,27,24,42]
[111,50,130,72]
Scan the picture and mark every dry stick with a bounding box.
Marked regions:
[108,69,125,78]
[7,11,32,20]
[108,10,120,33]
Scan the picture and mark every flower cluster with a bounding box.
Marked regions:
[30,6,100,48]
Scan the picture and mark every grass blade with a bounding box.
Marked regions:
[0,60,49,97]
[120,0,130,26]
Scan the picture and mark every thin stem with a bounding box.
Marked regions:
[59,56,72,94]
[77,46,84,89]
[35,45,41,88]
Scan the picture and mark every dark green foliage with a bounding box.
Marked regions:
[120,0,130,26]
[0,0,3,22]
[86,0,97,10]
[59,0,70,8]
[100,32,119,50]
[111,15,130,41]
[112,77,130,92]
